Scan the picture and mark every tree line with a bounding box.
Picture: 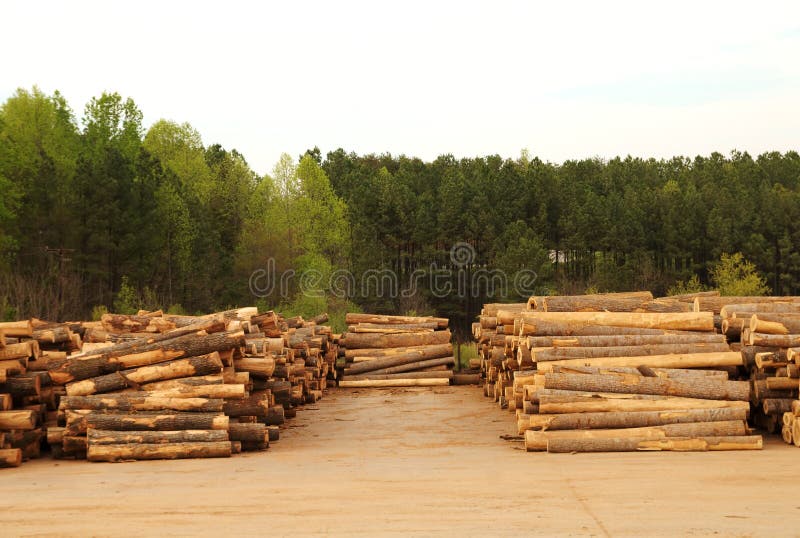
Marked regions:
[1,87,799,334]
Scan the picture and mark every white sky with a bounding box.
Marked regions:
[1,0,798,176]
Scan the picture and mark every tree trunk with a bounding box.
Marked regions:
[233,358,275,379]
[344,343,452,360]
[87,429,229,444]
[341,330,451,349]
[520,322,679,337]
[338,378,450,388]
[65,353,223,396]
[0,448,22,468]
[525,420,746,451]
[88,441,231,462]
[0,410,37,430]
[0,374,40,397]
[534,342,730,361]
[222,394,269,417]
[345,313,449,329]
[500,310,713,330]
[146,384,247,400]
[749,333,800,347]
[344,371,454,381]
[346,356,455,376]
[545,435,762,453]
[83,412,228,432]
[537,393,750,414]
[535,352,742,372]
[139,375,223,390]
[540,333,725,348]
[0,320,33,337]
[763,398,794,415]
[227,423,268,443]
[542,372,749,401]
[529,407,746,431]
[62,395,224,412]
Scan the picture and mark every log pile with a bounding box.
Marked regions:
[337,314,462,387]
[1,308,337,465]
[475,293,763,452]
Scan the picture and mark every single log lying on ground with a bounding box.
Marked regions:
[87,429,229,444]
[529,407,746,431]
[546,435,763,453]
[88,441,232,462]
[338,378,450,388]
[535,352,742,372]
[525,420,746,451]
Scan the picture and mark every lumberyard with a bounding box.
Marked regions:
[4,293,800,535]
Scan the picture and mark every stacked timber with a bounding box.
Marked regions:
[2,307,335,465]
[337,313,461,387]
[476,295,762,452]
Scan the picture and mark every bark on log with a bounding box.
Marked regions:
[534,342,730,361]
[344,343,452,360]
[748,313,800,334]
[540,295,656,312]
[344,371,454,381]
[338,378,451,388]
[345,313,449,329]
[0,341,38,360]
[101,313,176,334]
[544,334,725,348]
[537,393,750,415]
[88,441,231,462]
[529,407,746,431]
[146,384,246,400]
[525,420,747,451]
[0,374,41,397]
[84,412,228,432]
[62,395,224,412]
[227,423,268,444]
[0,410,37,430]
[0,448,22,468]
[346,356,455,376]
[749,333,800,347]
[520,322,680,337]
[536,352,742,372]
[233,358,275,379]
[222,394,269,417]
[261,405,285,426]
[763,398,795,415]
[0,320,33,337]
[499,311,714,330]
[542,372,749,401]
[65,353,223,396]
[546,435,763,453]
[344,350,452,375]
[341,330,451,349]
[548,365,728,380]
[140,375,223,391]
[87,428,229,445]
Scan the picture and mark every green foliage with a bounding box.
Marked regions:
[667,275,707,296]
[91,305,109,321]
[113,276,140,314]
[457,343,478,370]
[710,252,771,296]
[166,304,188,315]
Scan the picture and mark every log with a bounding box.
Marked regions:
[536,352,742,372]
[766,377,798,391]
[227,423,268,444]
[261,405,285,426]
[525,420,747,451]
[534,342,730,361]
[545,334,725,347]
[344,371,454,381]
[0,374,41,397]
[344,350,451,375]
[222,394,269,417]
[0,341,37,360]
[233,358,275,379]
[344,313,449,329]
[749,333,800,347]
[0,320,33,337]
[139,375,223,391]
[84,412,228,432]
[146,384,246,400]
[0,448,22,468]
[0,410,37,430]
[0,393,11,410]
[538,393,750,414]
[548,365,728,380]
[65,353,223,396]
[101,313,176,333]
[341,330,451,349]
[338,378,451,388]
[87,429,229,445]
[88,441,231,462]
[346,356,455,376]
[541,372,749,401]
[62,395,224,412]
[349,322,440,332]
[529,407,747,431]
[0,329,4,349]
[540,294,654,312]
[700,297,800,315]
[546,435,763,453]
[499,311,714,331]
[32,325,72,344]
[764,399,795,415]
[452,373,481,385]
[748,313,800,334]
[344,343,452,360]
[520,322,680,337]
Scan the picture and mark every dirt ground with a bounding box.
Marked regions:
[5,386,800,537]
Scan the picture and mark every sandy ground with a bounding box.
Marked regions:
[4,386,800,537]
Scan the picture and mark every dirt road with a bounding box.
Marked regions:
[5,386,800,536]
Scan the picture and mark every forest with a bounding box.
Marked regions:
[1,87,800,335]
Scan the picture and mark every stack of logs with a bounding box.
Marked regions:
[475,292,764,453]
[0,308,336,465]
[336,313,465,388]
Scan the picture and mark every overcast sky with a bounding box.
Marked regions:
[2,1,798,176]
